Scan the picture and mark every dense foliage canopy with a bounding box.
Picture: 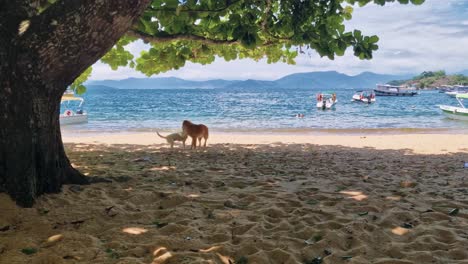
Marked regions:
[73,0,424,91]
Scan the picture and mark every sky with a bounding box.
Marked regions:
[90,0,468,81]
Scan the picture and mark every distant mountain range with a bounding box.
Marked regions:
[86,71,420,90]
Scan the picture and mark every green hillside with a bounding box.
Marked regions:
[388,71,468,89]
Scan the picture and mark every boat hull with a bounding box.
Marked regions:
[445,92,458,98]
[439,105,468,121]
[316,100,337,110]
[445,91,468,98]
[352,95,376,103]
[374,89,418,96]
[60,114,88,125]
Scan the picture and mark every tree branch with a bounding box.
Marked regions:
[128,30,239,45]
[261,0,272,31]
[19,0,152,90]
[127,29,290,51]
[148,0,242,13]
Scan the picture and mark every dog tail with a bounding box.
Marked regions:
[156,132,166,139]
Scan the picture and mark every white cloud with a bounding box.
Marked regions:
[89,0,468,80]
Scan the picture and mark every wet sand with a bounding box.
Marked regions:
[0,133,467,263]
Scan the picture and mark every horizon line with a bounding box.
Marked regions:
[87,70,420,82]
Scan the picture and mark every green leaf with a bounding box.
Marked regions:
[449,208,459,216]
[353,30,362,39]
[75,85,86,95]
[100,36,135,69]
[21,248,38,255]
[70,67,92,94]
[165,0,180,8]
[369,35,379,43]
[343,5,354,20]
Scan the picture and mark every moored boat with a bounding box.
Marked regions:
[316,92,337,110]
[445,86,468,97]
[60,93,88,125]
[374,84,418,96]
[445,91,466,98]
[352,90,376,104]
[439,93,468,121]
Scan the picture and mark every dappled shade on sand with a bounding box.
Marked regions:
[339,191,368,201]
[152,247,173,264]
[122,227,148,235]
[392,227,411,236]
[0,143,467,263]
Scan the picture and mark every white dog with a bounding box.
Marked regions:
[156,131,188,149]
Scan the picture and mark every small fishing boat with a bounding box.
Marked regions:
[374,84,418,96]
[445,86,468,97]
[316,92,337,110]
[438,85,454,93]
[445,91,467,97]
[439,93,468,121]
[352,90,376,104]
[444,85,468,98]
[60,93,88,125]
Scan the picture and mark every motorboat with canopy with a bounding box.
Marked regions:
[60,93,88,125]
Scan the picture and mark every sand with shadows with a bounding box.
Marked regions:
[1,138,468,263]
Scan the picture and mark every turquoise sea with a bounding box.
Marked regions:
[61,87,468,133]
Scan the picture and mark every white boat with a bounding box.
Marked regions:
[439,93,468,121]
[374,84,418,96]
[60,93,88,125]
[445,91,468,98]
[444,85,468,97]
[438,85,454,93]
[316,92,337,110]
[352,90,376,104]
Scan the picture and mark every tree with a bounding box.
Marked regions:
[0,0,424,207]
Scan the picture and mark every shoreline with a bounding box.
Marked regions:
[63,131,468,155]
[62,127,468,136]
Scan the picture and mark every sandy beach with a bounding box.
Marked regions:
[62,131,468,154]
[1,132,468,263]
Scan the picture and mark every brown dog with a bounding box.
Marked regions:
[182,120,209,149]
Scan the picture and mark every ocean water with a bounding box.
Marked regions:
[61,88,468,133]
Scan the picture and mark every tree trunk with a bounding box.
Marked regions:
[0,77,88,207]
[0,0,151,207]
